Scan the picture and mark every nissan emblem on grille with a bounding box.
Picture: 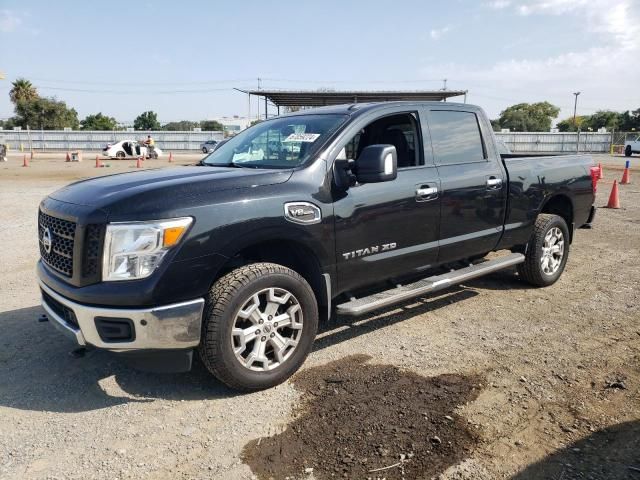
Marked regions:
[42,227,52,254]
[38,210,77,277]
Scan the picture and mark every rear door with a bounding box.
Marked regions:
[332,109,441,294]
[425,108,507,263]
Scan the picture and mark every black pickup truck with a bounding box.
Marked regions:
[37,102,597,390]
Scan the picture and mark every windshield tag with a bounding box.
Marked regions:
[283,133,320,143]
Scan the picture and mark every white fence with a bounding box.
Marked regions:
[0,129,612,153]
[495,132,612,153]
[0,130,224,152]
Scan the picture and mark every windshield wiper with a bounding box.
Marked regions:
[200,162,245,168]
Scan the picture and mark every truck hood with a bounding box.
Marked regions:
[48,166,293,212]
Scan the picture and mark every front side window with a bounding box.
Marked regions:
[202,114,346,169]
[429,111,486,165]
[337,113,422,168]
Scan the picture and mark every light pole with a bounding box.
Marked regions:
[572,92,581,128]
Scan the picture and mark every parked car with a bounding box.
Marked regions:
[103,140,163,159]
[625,135,639,156]
[37,102,596,391]
[200,140,218,154]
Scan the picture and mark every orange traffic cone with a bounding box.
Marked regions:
[136,156,143,168]
[598,163,603,179]
[95,155,102,168]
[621,169,631,185]
[168,151,173,162]
[621,160,631,184]
[606,180,620,209]
[65,152,71,162]
[22,154,29,167]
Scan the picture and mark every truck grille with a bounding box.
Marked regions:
[39,211,77,277]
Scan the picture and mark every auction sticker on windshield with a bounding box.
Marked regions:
[284,133,321,143]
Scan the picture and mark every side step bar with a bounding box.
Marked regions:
[336,252,525,317]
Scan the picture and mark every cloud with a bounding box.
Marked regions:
[0,9,22,33]
[491,0,639,50]
[422,43,639,119]
[430,26,451,40]
[425,0,640,119]
[484,0,512,8]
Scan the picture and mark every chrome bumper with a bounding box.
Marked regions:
[39,280,204,350]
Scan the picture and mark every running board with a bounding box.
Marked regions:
[336,252,525,317]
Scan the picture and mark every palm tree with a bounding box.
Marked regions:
[9,78,38,105]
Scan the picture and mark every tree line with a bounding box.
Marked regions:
[491,102,640,132]
[1,78,223,131]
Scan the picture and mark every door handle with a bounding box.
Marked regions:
[486,177,503,189]
[416,186,438,201]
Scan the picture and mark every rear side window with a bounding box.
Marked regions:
[429,111,486,165]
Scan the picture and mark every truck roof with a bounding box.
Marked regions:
[278,101,478,118]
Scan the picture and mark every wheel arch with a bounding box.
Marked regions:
[215,238,330,322]
[539,193,574,241]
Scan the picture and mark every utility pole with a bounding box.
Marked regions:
[442,78,447,90]
[572,92,581,128]
[256,78,261,121]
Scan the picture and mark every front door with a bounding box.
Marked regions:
[333,111,441,294]
[425,108,507,263]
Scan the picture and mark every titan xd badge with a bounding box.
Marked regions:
[342,243,397,260]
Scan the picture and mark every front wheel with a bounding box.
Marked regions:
[517,214,570,287]
[202,147,208,154]
[116,151,125,159]
[199,263,318,391]
[625,145,632,157]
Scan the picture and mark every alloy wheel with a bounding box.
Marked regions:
[541,227,564,275]
[231,287,303,371]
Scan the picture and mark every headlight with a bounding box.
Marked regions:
[102,217,193,281]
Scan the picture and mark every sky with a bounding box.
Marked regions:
[0,0,638,125]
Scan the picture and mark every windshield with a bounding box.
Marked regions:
[202,114,347,169]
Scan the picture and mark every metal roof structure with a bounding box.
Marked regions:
[238,89,467,108]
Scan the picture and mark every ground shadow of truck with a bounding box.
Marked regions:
[511,420,640,479]
[0,284,480,413]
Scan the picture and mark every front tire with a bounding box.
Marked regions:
[202,147,208,154]
[116,151,125,159]
[517,214,570,287]
[625,145,632,157]
[199,263,318,391]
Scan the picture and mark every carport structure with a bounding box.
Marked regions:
[237,88,468,119]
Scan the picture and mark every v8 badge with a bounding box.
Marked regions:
[284,202,322,225]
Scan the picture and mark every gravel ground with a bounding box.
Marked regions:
[0,153,638,480]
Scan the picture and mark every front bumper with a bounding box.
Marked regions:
[39,280,204,351]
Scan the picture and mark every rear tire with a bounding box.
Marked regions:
[517,214,570,287]
[202,147,208,154]
[199,263,318,391]
[116,151,125,159]
[625,145,632,157]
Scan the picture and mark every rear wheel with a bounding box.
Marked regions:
[625,145,632,157]
[199,263,318,391]
[517,214,570,287]
[116,151,125,159]
[202,147,208,154]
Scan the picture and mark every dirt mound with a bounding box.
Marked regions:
[242,355,484,479]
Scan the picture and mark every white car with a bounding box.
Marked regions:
[625,135,639,157]
[102,140,163,159]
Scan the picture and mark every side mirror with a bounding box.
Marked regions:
[354,144,397,183]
